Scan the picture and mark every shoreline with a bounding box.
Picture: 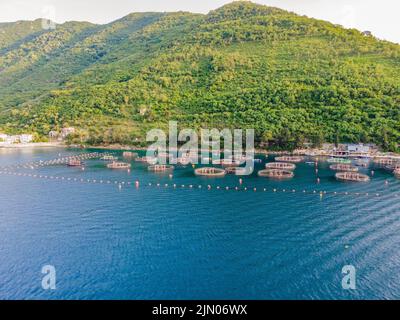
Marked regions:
[77,144,400,159]
[4,142,399,159]
[0,142,66,149]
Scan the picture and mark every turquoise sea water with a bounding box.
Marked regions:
[0,148,399,300]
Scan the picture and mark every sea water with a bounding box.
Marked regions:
[0,148,399,300]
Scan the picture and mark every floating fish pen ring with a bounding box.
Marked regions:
[265,162,296,170]
[374,157,395,166]
[394,168,400,178]
[327,158,351,164]
[212,159,242,167]
[335,172,370,182]
[107,162,131,170]
[148,165,174,172]
[101,155,118,161]
[329,164,359,172]
[225,167,247,175]
[275,156,304,163]
[67,159,83,167]
[135,156,158,164]
[258,169,294,179]
[122,151,138,158]
[194,167,226,177]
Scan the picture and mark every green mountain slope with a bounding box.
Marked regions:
[0,19,45,51]
[0,1,399,150]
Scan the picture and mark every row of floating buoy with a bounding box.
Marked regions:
[1,169,396,199]
[0,152,106,171]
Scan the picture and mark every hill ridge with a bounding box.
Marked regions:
[0,1,399,151]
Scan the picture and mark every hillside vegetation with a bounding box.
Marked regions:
[0,1,399,150]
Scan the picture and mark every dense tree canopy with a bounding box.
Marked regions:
[0,1,399,151]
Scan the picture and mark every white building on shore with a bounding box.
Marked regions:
[19,134,34,144]
[0,133,33,145]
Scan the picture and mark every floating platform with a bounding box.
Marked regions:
[335,172,370,182]
[275,156,304,163]
[258,169,294,179]
[122,152,138,158]
[101,155,118,161]
[67,159,83,167]
[327,158,351,164]
[194,167,226,177]
[225,167,247,175]
[329,164,359,172]
[373,157,396,166]
[265,162,296,170]
[135,157,158,165]
[212,159,242,167]
[148,165,174,172]
[107,162,131,170]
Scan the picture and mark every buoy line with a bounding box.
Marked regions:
[0,169,396,199]
[0,152,109,171]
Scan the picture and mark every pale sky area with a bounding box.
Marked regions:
[0,0,399,43]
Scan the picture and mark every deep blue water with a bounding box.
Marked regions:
[0,147,400,300]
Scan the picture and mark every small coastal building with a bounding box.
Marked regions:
[362,31,372,36]
[346,144,370,154]
[326,143,374,158]
[61,127,75,139]
[345,143,375,157]
[19,134,33,144]
[49,131,59,140]
[3,135,18,144]
[0,133,34,145]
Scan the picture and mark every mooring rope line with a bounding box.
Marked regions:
[1,169,397,199]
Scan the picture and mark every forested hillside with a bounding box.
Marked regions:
[0,1,399,150]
